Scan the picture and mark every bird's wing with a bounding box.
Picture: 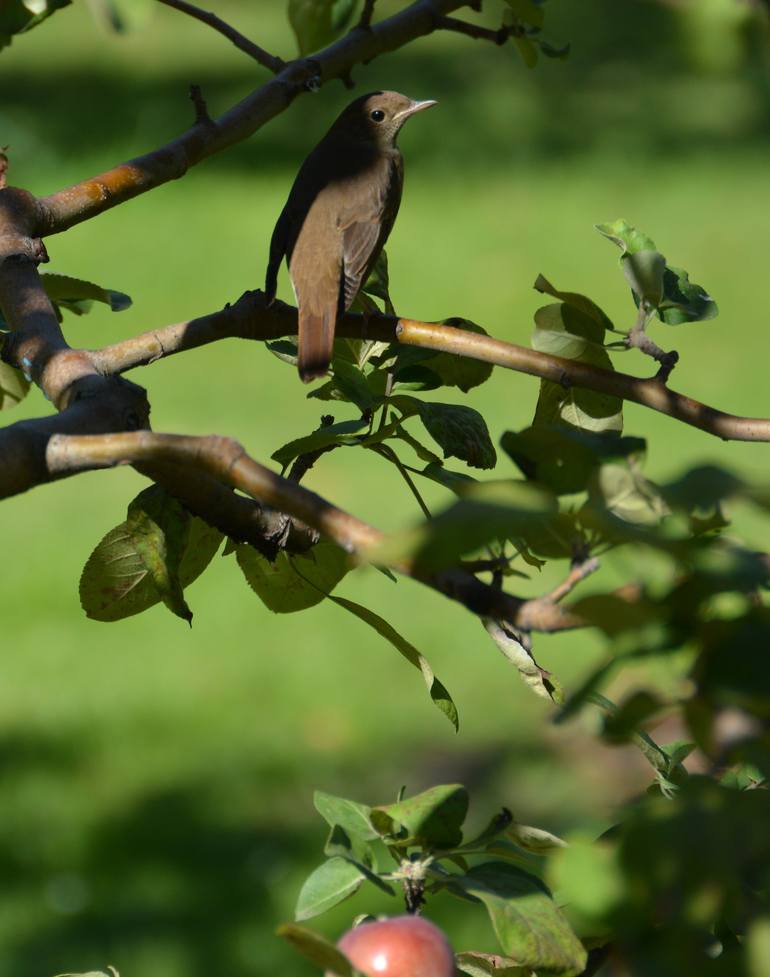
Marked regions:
[264,206,290,301]
[340,220,383,309]
[339,155,403,310]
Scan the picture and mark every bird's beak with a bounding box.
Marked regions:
[395,99,437,122]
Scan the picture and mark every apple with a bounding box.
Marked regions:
[327,914,455,977]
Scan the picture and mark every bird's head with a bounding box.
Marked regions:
[334,91,437,147]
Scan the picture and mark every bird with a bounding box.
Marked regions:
[265,90,436,382]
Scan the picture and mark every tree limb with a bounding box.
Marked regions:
[156,0,286,72]
[40,430,583,633]
[14,0,469,237]
[91,291,770,443]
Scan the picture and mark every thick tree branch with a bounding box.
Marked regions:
[12,0,468,237]
[39,430,582,633]
[91,292,770,443]
[433,15,510,44]
[156,0,286,72]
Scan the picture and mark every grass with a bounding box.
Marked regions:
[2,1,770,975]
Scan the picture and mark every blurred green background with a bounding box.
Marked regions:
[2,1,770,974]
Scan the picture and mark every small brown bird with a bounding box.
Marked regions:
[265,91,436,382]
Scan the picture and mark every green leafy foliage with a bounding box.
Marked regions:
[456,862,586,975]
[371,784,469,849]
[79,486,223,623]
[597,219,718,324]
[287,782,586,973]
[288,0,359,55]
[235,540,349,613]
[0,0,71,50]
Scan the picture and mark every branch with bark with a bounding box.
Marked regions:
[89,292,770,443]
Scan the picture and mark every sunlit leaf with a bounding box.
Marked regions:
[271,418,368,469]
[371,784,469,848]
[0,0,71,50]
[483,619,563,703]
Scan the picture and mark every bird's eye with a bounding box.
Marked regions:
[370,109,385,122]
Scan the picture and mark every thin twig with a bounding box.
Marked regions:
[625,303,679,382]
[543,557,600,605]
[434,14,510,44]
[358,0,377,29]
[189,84,215,127]
[156,0,285,72]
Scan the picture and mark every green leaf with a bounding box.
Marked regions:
[0,0,71,49]
[295,857,365,920]
[288,0,359,55]
[483,619,563,704]
[41,273,131,316]
[595,219,658,256]
[266,338,298,366]
[532,303,622,433]
[79,486,223,623]
[501,426,645,496]
[271,418,368,469]
[236,540,349,613]
[621,250,666,307]
[277,922,355,976]
[404,319,494,393]
[314,791,379,841]
[658,265,718,325]
[456,951,531,977]
[458,862,587,975]
[533,274,614,332]
[371,784,469,849]
[418,402,497,470]
[329,359,379,412]
[0,361,30,410]
[596,221,717,324]
[329,595,459,730]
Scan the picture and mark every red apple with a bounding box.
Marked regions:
[327,915,455,977]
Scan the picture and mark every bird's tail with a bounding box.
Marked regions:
[298,308,336,383]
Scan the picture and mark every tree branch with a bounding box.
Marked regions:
[433,15,510,44]
[39,430,582,633]
[12,0,468,237]
[156,0,286,72]
[91,292,770,443]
